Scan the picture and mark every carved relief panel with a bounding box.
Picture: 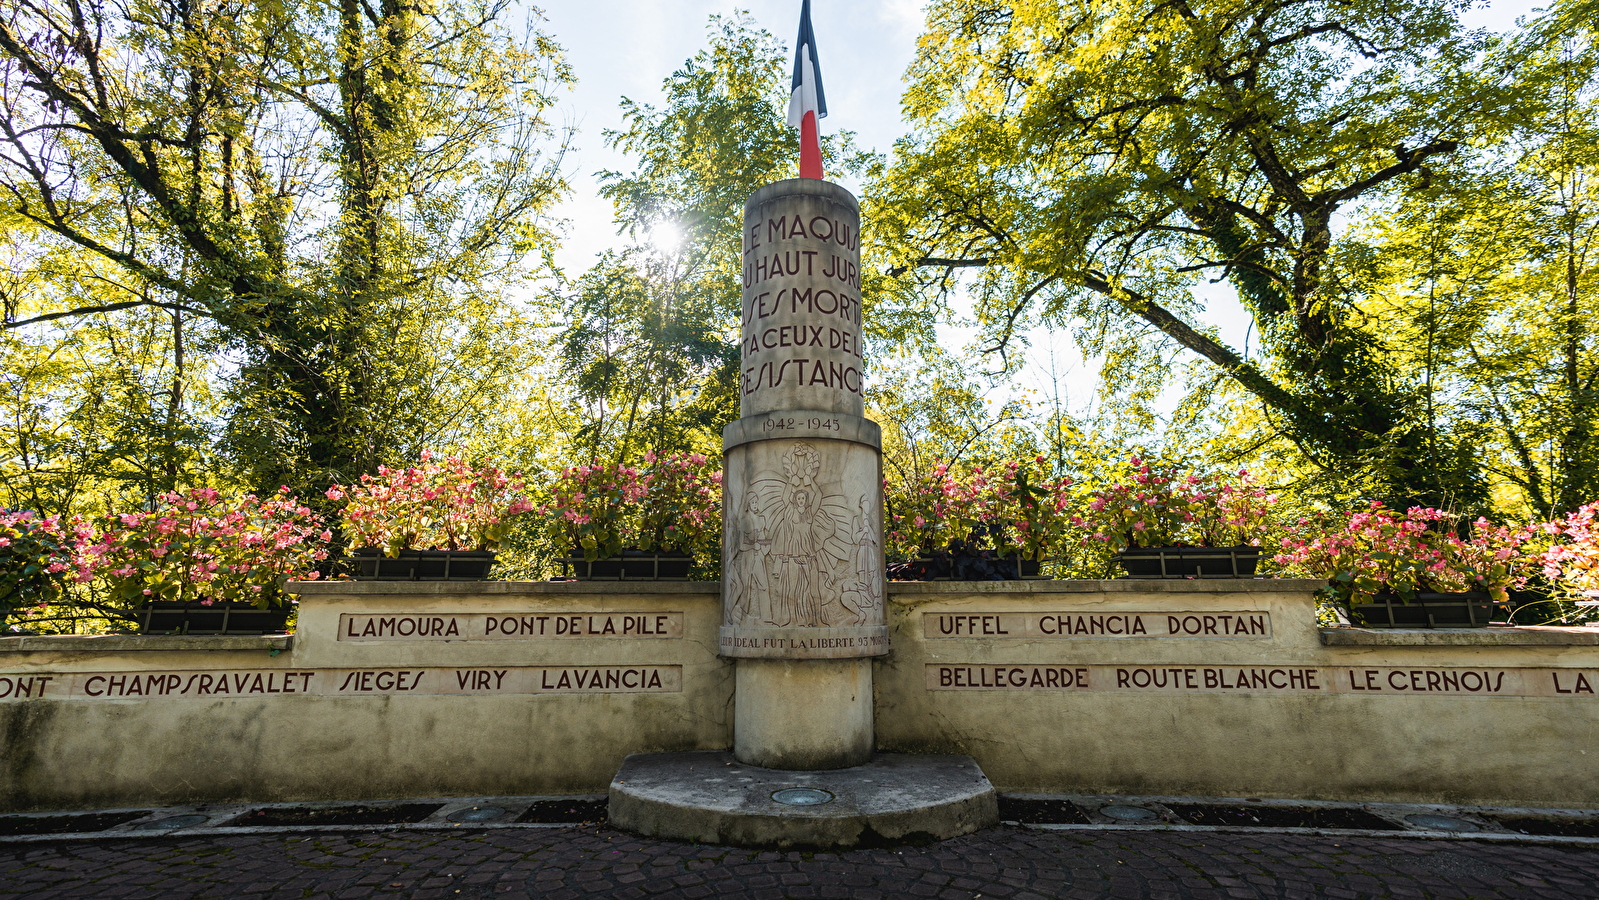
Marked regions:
[720,438,886,659]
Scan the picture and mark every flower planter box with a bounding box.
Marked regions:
[139,601,291,635]
[887,553,1046,581]
[561,549,692,581]
[349,548,496,581]
[1114,546,1261,578]
[1347,591,1496,628]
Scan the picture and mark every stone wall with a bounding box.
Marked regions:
[3,579,1598,811]
[0,583,730,811]
[876,580,1599,808]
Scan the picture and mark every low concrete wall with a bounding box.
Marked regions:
[3,579,1597,811]
[876,581,1599,808]
[0,583,730,811]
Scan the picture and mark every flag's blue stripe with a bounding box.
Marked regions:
[791,0,828,117]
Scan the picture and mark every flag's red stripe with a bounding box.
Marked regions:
[800,110,823,180]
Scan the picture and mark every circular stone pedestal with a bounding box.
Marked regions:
[608,751,998,848]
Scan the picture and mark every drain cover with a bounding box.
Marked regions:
[447,806,507,823]
[1100,805,1158,821]
[132,815,208,831]
[1405,814,1479,832]
[772,788,834,806]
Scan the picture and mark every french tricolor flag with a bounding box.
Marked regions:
[787,0,828,180]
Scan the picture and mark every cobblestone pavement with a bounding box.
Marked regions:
[2,825,1596,900]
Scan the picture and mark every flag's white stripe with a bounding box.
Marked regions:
[787,43,820,128]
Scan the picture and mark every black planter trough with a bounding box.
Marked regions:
[1114,546,1261,578]
[349,548,496,581]
[139,601,291,635]
[560,548,692,581]
[887,552,1044,581]
[1347,591,1496,628]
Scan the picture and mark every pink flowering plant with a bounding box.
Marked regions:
[541,452,722,564]
[1084,457,1193,551]
[1010,459,1083,562]
[886,457,1080,562]
[637,452,723,556]
[542,461,648,562]
[327,452,534,557]
[0,510,78,626]
[1541,502,1599,601]
[80,488,330,609]
[1274,504,1539,608]
[1084,457,1276,552]
[1188,471,1278,548]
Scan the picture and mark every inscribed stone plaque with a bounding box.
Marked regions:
[923,611,1271,639]
[922,664,1599,697]
[337,611,683,641]
[0,666,683,700]
[739,179,862,418]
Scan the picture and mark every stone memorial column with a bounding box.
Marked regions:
[721,179,886,770]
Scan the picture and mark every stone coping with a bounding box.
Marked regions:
[289,580,718,596]
[886,578,1327,594]
[722,411,882,452]
[0,633,293,653]
[290,578,1325,597]
[1320,626,1599,646]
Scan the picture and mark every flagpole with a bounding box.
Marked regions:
[789,0,827,180]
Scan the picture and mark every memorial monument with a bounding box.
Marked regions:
[720,178,886,770]
[605,0,996,848]
[607,174,996,846]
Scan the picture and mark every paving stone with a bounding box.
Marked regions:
[0,825,1597,899]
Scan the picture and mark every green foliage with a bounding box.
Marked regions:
[552,249,734,463]
[870,346,1038,487]
[1344,16,1599,518]
[0,511,73,626]
[870,0,1545,508]
[550,13,877,469]
[0,0,572,506]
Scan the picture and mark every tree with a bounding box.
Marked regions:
[549,12,872,465]
[0,0,571,500]
[869,346,1035,488]
[1349,14,1599,518]
[552,248,734,463]
[872,0,1529,508]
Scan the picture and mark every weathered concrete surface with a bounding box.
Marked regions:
[876,580,1599,808]
[1321,625,1599,645]
[734,658,872,769]
[8,580,1599,813]
[0,634,292,654]
[739,179,863,419]
[608,750,996,848]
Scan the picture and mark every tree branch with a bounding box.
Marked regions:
[5,298,205,329]
[1324,141,1459,207]
[1082,270,1304,416]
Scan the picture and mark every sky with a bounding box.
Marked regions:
[531,0,1538,414]
[537,0,922,275]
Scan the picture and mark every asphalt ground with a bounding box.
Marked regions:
[3,823,1597,900]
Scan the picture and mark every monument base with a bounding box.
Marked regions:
[735,657,873,769]
[608,751,998,848]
